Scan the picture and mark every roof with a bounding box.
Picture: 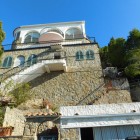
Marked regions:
[13,21,85,35]
[60,102,140,117]
[24,110,61,118]
[60,103,140,128]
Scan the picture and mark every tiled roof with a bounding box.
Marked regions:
[24,111,61,117]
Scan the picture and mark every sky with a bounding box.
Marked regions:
[1,0,140,50]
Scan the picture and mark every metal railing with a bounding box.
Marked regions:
[76,83,105,105]
[3,38,94,50]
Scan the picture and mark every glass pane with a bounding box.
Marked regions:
[3,57,8,67]
[66,28,83,39]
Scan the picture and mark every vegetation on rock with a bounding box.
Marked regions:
[100,28,140,78]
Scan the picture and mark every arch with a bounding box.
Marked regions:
[47,28,64,37]
[2,56,13,68]
[24,31,40,43]
[13,55,25,67]
[76,51,84,60]
[86,50,94,59]
[39,32,63,43]
[37,125,58,140]
[27,54,37,66]
[65,27,84,39]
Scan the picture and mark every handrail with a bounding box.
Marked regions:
[76,83,105,105]
[0,49,66,82]
[3,38,92,49]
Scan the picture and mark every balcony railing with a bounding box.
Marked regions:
[3,38,93,50]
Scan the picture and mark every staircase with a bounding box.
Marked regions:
[76,83,106,105]
[0,49,66,85]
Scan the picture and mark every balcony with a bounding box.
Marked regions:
[11,38,89,49]
[43,59,67,73]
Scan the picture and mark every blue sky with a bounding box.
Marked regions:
[1,0,140,50]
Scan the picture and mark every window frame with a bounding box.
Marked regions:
[24,32,40,43]
[27,54,37,66]
[76,51,84,60]
[86,50,95,60]
[2,56,13,68]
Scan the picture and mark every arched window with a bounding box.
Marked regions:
[2,56,13,68]
[76,51,84,60]
[24,32,40,43]
[27,54,37,66]
[14,55,25,67]
[65,28,84,39]
[47,28,64,37]
[86,50,94,59]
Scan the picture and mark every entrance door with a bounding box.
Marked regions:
[80,127,94,140]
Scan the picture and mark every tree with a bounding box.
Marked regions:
[100,46,110,68]
[0,21,5,58]
[9,82,31,107]
[0,81,31,126]
[126,29,140,50]
[125,49,140,77]
[108,37,126,68]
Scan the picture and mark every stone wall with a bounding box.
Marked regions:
[24,116,60,140]
[23,69,103,108]
[0,47,53,74]
[60,128,79,140]
[0,136,23,140]
[3,107,25,136]
[0,43,101,74]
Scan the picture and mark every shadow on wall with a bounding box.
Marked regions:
[29,71,63,88]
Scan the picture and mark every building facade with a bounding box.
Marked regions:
[0,21,133,140]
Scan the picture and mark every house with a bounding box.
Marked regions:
[0,21,133,140]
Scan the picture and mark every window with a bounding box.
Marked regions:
[47,28,64,37]
[76,51,84,60]
[86,50,94,60]
[14,55,25,67]
[65,28,84,39]
[15,31,20,40]
[2,56,13,68]
[27,54,37,66]
[54,52,61,59]
[24,32,40,43]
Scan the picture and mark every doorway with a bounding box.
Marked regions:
[80,127,94,140]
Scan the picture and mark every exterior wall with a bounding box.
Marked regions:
[0,47,50,74]
[0,41,98,74]
[0,43,131,108]
[25,70,103,108]
[0,137,23,140]
[14,21,85,44]
[60,128,79,140]
[24,116,60,140]
[65,44,101,69]
[3,107,26,136]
